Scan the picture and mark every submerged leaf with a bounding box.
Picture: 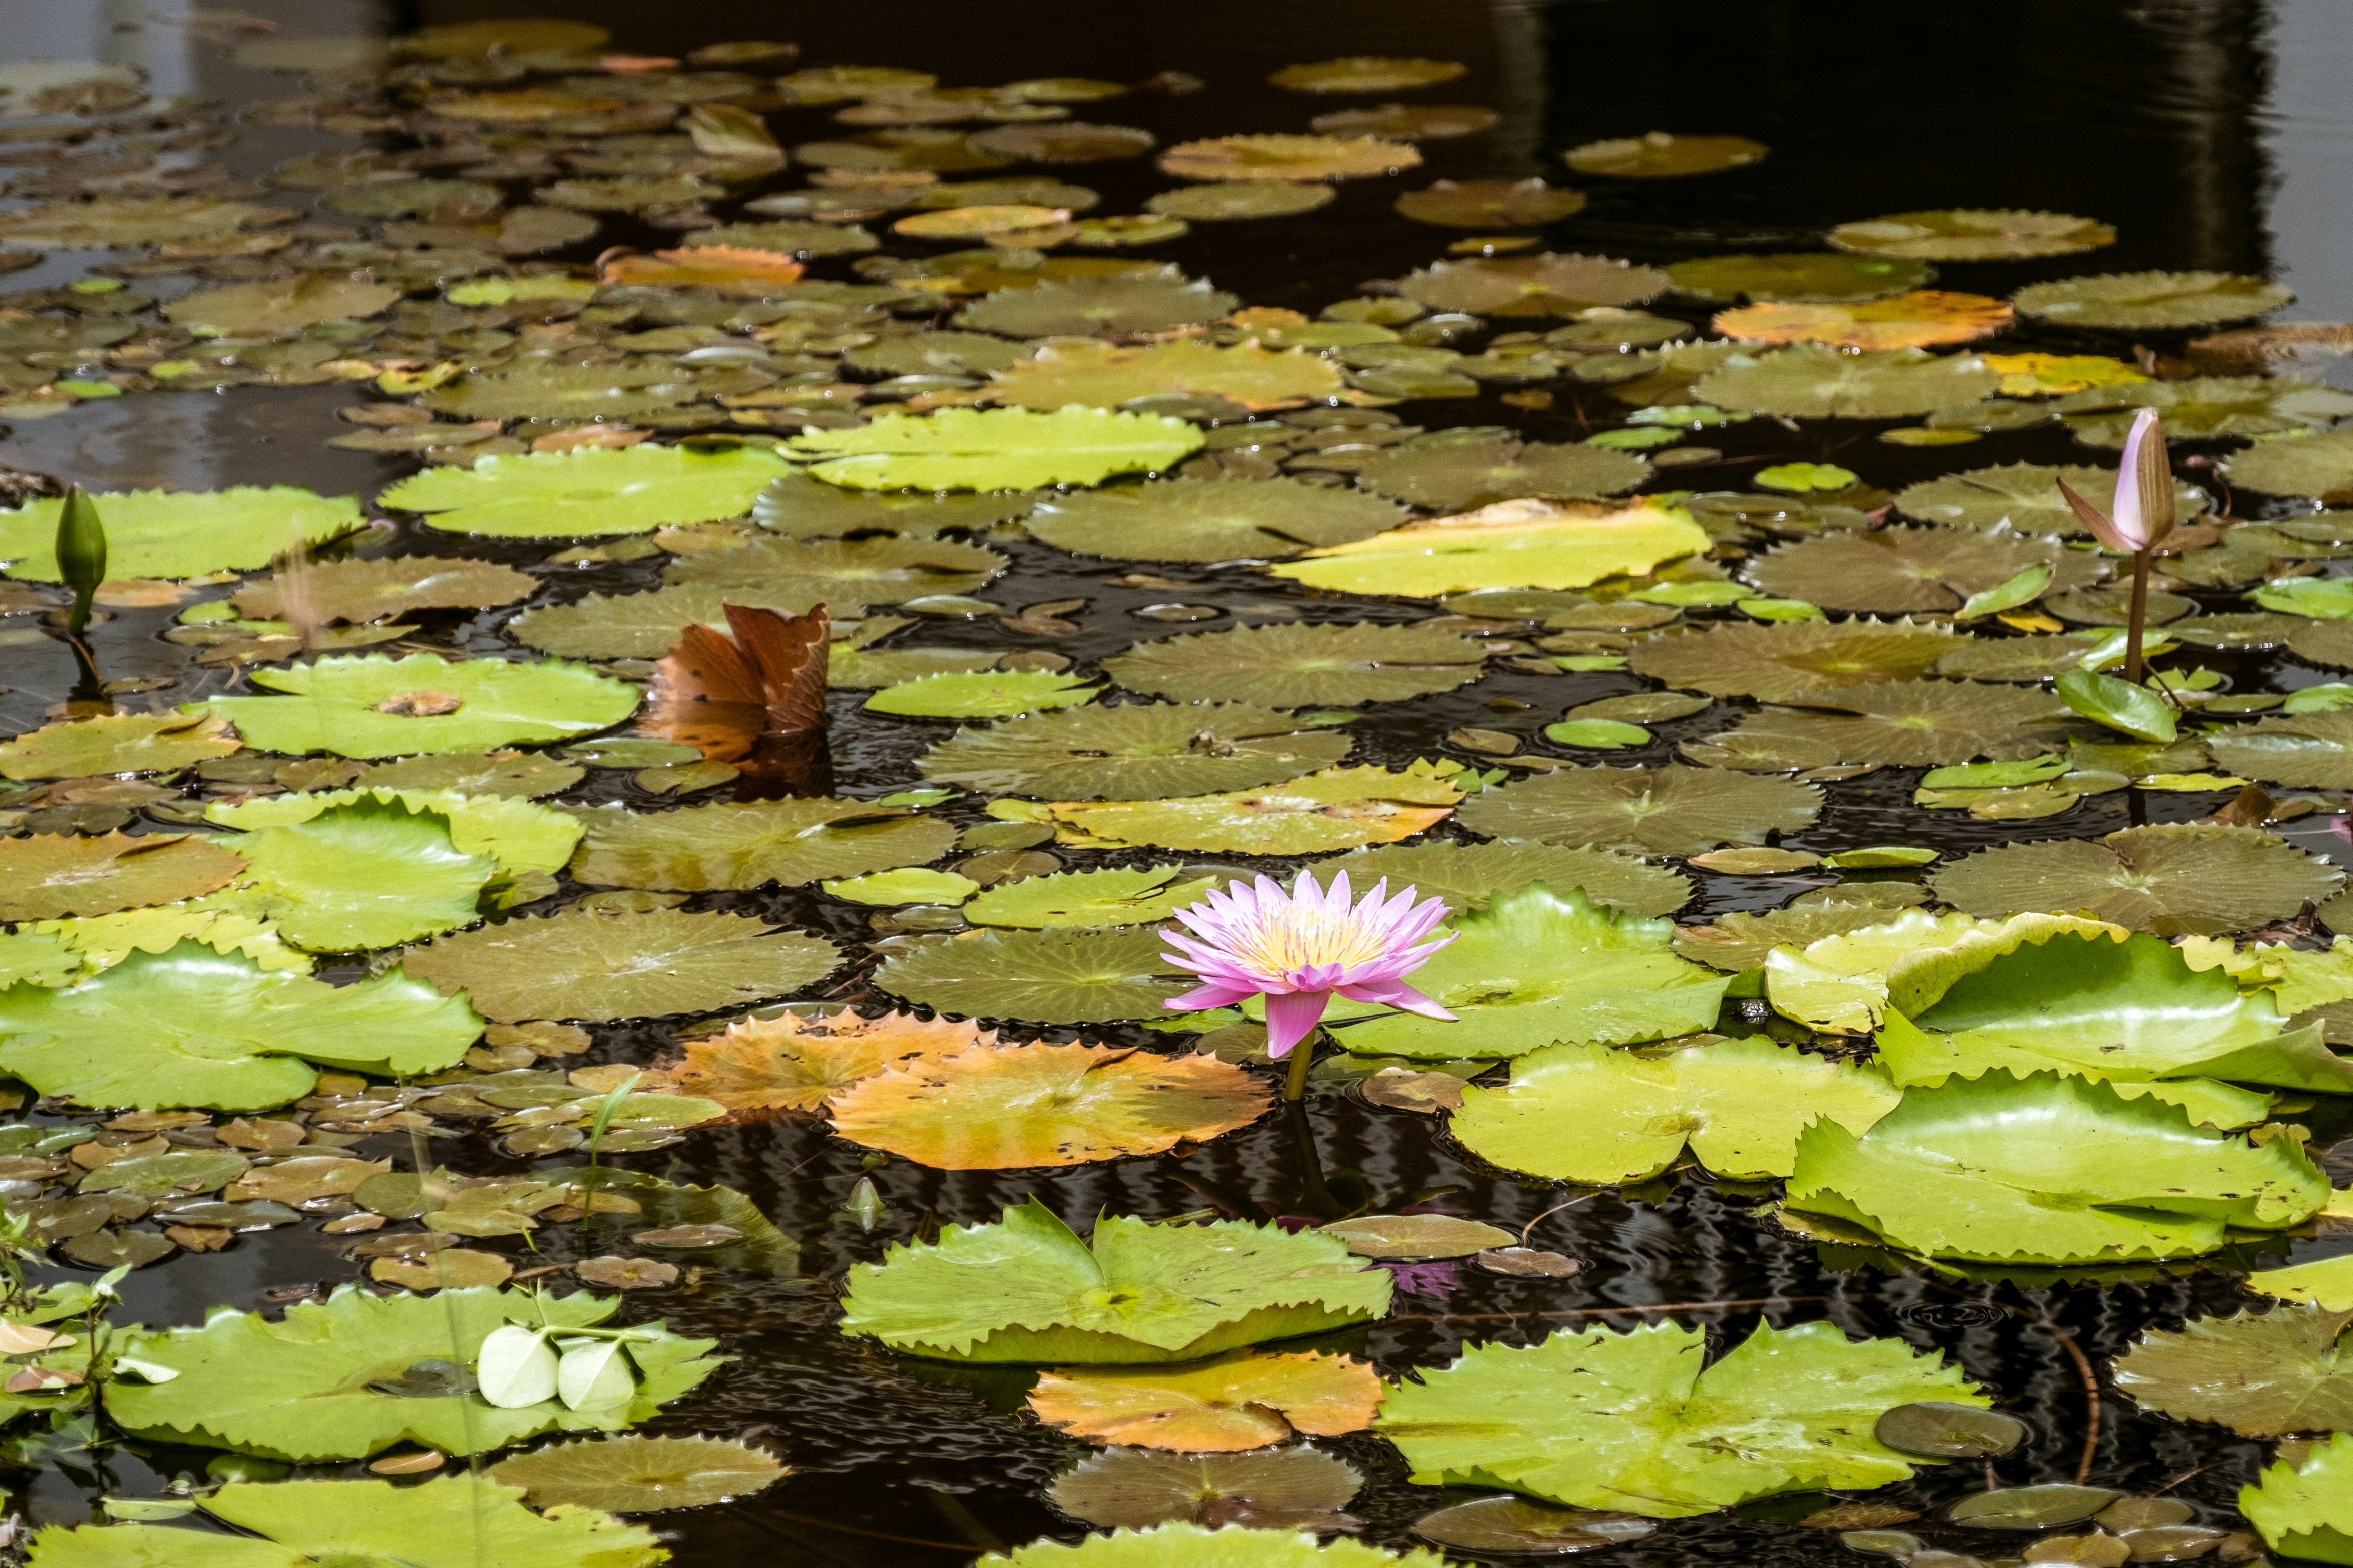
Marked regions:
[868,669,1099,719]
[2227,428,2353,499]
[1686,681,2079,769]
[985,1522,1440,1565]
[1563,133,1767,177]
[232,556,536,623]
[959,274,1240,337]
[1667,252,1932,303]
[1826,209,2114,260]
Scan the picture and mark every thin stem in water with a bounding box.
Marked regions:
[2124,547,2151,684]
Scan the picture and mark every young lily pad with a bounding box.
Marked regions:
[670,1010,997,1118]
[196,654,639,759]
[0,940,480,1111]
[1030,1349,1378,1452]
[1400,253,1668,317]
[2012,271,2296,330]
[2111,1305,2353,1438]
[1272,500,1705,598]
[379,446,793,538]
[1026,479,1405,563]
[403,907,839,1022]
[1049,1446,1363,1531]
[0,832,246,923]
[1686,681,2079,769]
[1354,437,1652,512]
[918,703,1351,800]
[2227,428,2353,499]
[232,556,537,624]
[103,1284,718,1460]
[964,866,1220,928]
[568,798,955,890]
[1336,885,1725,1060]
[1374,1319,1982,1518]
[1456,763,1821,857]
[1930,824,2341,936]
[992,340,1343,413]
[1667,252,1932,303]
[1325,838,1692,919]
[216,797,494,952]
[1716,291,2012,352]
[1827,210,2116,260]
[0,487,360,582]
[1451,1036,1898,1182]
[210,788,582,877]
[829,1042,1267,1168]
[1743,528,2100,614]
[1694,346,2002,418]
[2240,1432,2353,1566]
[989,1522,1437,1566]
[1563,133,1768,178]
[1158,135,1421,183]
[1042,764,1460,856]
[1105,622,1487,708]
[839,1198,1391,1362]
[489,1434,786,1512]
[960,276,1240,338]
[1784,1070,2329,1263]
[787,407,1204,491]
[1394,179,1587,228]
[1893,461,2209,535]
[869,670,1100,719]
[0,711,242,781]
[876,924,1193,1023]
[1628,619,1957,702]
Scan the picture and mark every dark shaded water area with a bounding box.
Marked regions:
[2,0,2351,1563]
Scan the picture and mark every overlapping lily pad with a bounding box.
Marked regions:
[404,907,839,1022]
[379,446,792,538]
[0,487,360,581]
[196,654,639,758]
[210,787,583,876]
[670,1010,996,1118]
[567,798,954,890]
[1930,824,2341,935]
[1694,346,2001,418]
[2207,711,2353,789]
[1457,763,1821,857]
[217,797,494,952]
[1743,527,2100,614]
[1104,622,1487,707]
[874,925,1191,1023]
[2013,271,2295,329]
[839,1199,1391,1362]
[917,703,1352,799]
[2241,1433,2353,1564]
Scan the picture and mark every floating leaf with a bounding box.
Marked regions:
[509,583,836,661]
[869,669,1100,719]
[1375,1319,1980,1518]
[2240,1432,2353,1566]
[1032,1350,1378,1454]
[965,866,1221,928]
[787,408,1203,491]
[1049,1447,1363,1532]
[670,1009,996,1118]
[1686,681,2079,769]
[219,798,494,952]
[829,1043,1266,1168]
[1457,764,1821,857]
[1667,252,1932,303]
[0,487,359,582]
[667,534,1008,603]
[1785,1071,2328,1263]
[1042,764,1459,856]
[1400,253,1668,317]
[164,271,399,333]
[0,832,245,923]
[839,1198,1391,1362]
[210,788,582,877]
[1628,619,1956,701]
[0,196,289,249]
[1894,461,2208,535]
[987,1522,1438,1565]
[1028,479,1405,567]
[1694,346,2001,418]
[1158,135,1420,182]
[1562,133,1768,178]
[2055,375,2353,447]
[991,340,1343,412]
[348,752,583,799]
[1145,182,1337,221]
[1270,500,1701,598]
[753,473,1039,537]
[567,798,954,891]
[1326,838,1692,919]
[490,1434,785,1513]
[1318,1216,1515,1259]
[2013,271,2296,330]
[960,274,1240,337]
[404,907,839,1022]
[232,556,536,623]
[1931,824,2340,936]
[1762,908,1994,1035]
[2207,711,2353,789]
[417,363,703,423]
[1828,210,2115,260]
[0,711,241,781]
[1104,622,1488,707]
[2227,428,2353,499]
[1334,885,1724,1060]
[919,703,1351,800]
[1716,291,2012,351]
[1743,528,2099,614]
[1394,179,1586,228]
[197,654,638,760]
[874,925,1191,1023]
[2111,1305,2353,1438]
[0,941,478,1110]
[1354,436,1652,512]
[103,1285,717,1460]
[379,447,792,539]
[1452,1036,1898,1182]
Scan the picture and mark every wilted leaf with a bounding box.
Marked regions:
[643,604,829,765]
[670,1009,996,1117]
[404,907,839,1022]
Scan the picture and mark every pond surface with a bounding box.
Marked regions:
[0,2,2349,1565]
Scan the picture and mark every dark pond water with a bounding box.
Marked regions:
[1,1,2351,1564]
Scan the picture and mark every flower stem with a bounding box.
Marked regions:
[1282,1034,1314,1102]
[2124,546,2151,684]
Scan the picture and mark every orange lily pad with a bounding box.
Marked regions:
[1713,291,2014,351]
[1029,1349,1382,1451]
[598,247,806,288]
[669,1009,995,1119]
[827,1042,1268,1169]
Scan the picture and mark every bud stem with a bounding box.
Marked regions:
[2125,548,2151,685]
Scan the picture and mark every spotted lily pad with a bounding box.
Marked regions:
[874,925,1191,1023]
[1043,763,1460,856]
[1354,436,1652,512]
[1400,253,1668,318]
[1103,622,1488,707]
[567,798,955,890]
[195,654,639,759]
[1930,825,2341,936]
[379,447,793,538]
[1457,764,1821,857]
[0,832,246,923]
[403,907,839,1022]
[0,487,360,582]
[917,703,1351,799]
[839,1198,1391,1362]
[788,408,1203,491]
[1695,346,2001,418]
[1828,210,2116,261]
[2013,271,2296,330]
[1742,528,2101,614]
[1628,619,1957,701]
[1272,500,1706,597]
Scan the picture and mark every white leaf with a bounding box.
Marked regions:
[474,1325,557,1409]
[554,1337,635,1412]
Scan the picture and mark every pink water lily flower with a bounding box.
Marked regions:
[1161,870,1457,1059]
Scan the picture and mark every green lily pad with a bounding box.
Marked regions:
[1667,252,1933,303]
[1337,885,1727,1060]
[684,219,879,255]
[1145,182,1338,221]
[2012,271,2296,330]
[786,407,1203,491]
[1399,253,1668,318]
[1025,478,1406,563]
[1323,838,1692,919]
[1353,435,1651,512]
[1930,824,2341,936]
[1826,209,2115,261]
[566,798,956,890]
[957,276,1240,338]
[214,798,493,952]
[209,788,583,876]
[379,447,793,538]
[1374,1318,1983,1518]
[1693,346,2002,418]
[825,868,982,905]
[988,1523,1438,1566]
[1742,528,2099,615]
[2207,711,2353,789]
[868,670,1100,719]
[1456,763,1821,857]
[0,941,481,1111]
[874,924,1191,1022]
[1271,501,1705,598]
[1685,681,2079,770]
[1049,1447,1364,1531]
[163,271,400,333]
[231,556,538,624]
[2240,1432,2353,1566]
[2112,1305,2353,1438]
[344,751,584,799]
[1762,908,1993,1034]
[2227,429,2353,499]
[667,533,1009,603]
[2055,376,2353,448]
[1043,763,1460,856]
[2055,668,2178,743]
[1451,1034,1897,1183]
[416,363,703,423]
[78,1149,250,1197]
[992,340,1343,413]
[753,473,1039,538]
[839,1197,1390,1362]
[917,702,1351,799]
[510,583,842,661]
[0,711,242,781]
[403,907,840,1022]
[0,832,246,924]
[489,1435,786,1513]
[1784,1070,2329,1263]
[1627,619,1957,702]
[1676,887,1935,972]
[963,866,1217,928]
[1894,460,2209,535]
[195,654,640,759]
[0,487,361,582]
[23,1474,665,1568]
[0,196,289,249]
[1103,622,1488,707]
[103,1284,718,1460]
